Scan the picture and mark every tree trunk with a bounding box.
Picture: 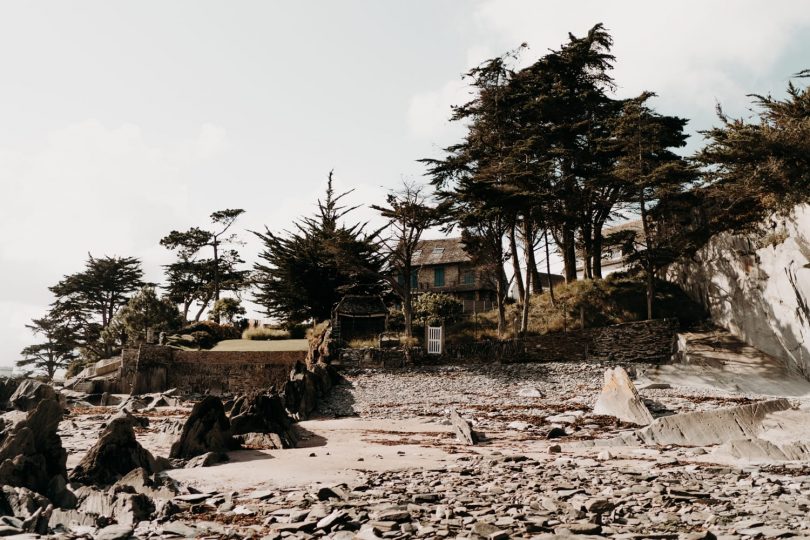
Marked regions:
[403,266,413,338]
[527,240,542,293]
[494,263,508,338]
[508,225,524,301]
[212,241,220,323]
[562,225,578,282]
[640,193,654,320]
[520,250,532,335]
[582,221,593,280]
[544,229,556,306]
[592,222,604,279]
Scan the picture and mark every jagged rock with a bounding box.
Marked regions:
[8,380,59,412]
[169,396,238,459]
[593,366,654,426]
[235,432,287,449]
[229,392,296,448]
[284,361,338,420]
[95,524,134,540]
[449,409,478,445]
[70,417,159,486]
[0,486,52,534]
[108,409,149,430]
[112,468,178,499]
[0,399,69,504]
[185,451,227,468]
[636,398,791,446]
[0,378,20,409]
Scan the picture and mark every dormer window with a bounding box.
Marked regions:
[432,247,445,255]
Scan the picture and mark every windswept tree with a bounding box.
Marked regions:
[371,181,442,337]
[696,70,810,232]
[161,209,248,322]
[253,172,386,324]
[611,92,692,319]
[421,50,519,337]
[18,312,77,380]
[49,254,144,359]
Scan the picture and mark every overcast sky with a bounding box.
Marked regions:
[2,1,809,369]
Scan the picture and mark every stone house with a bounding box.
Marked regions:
[409,238,497,307]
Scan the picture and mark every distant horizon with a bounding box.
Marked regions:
[3,1,810,367]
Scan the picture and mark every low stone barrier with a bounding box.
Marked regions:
[335,318,678,368]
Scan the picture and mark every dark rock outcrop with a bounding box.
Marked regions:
[0,378,20,409]
[70,417,159,486]
[230,392,296,448]
[284,361,338,420]
[169,396,238,459]
[0,398,71,506]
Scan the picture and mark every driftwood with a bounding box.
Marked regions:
[449,409,478,445]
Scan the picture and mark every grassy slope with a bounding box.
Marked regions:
[446,272,706,343]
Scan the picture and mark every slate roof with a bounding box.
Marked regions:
[334,295,388,318]
[412,237,472,266]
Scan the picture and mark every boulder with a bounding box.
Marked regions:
[69,417,159,486]
[169,396,238,459]
[449,409,478,445]
[0,399,70,504]
[230,392,297,448]
[8,380,59,412]
[593,366,654,426]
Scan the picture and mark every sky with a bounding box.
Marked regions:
[1,1,809,369]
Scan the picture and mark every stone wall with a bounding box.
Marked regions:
[169,350,304,395]
[667,204,810,375]
[120,346,306,395]
[337,319,677,367]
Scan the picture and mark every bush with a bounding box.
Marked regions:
[413,292,463,327]
[242,327,291,341]
[287,324,308,339]
[166,320,240,349]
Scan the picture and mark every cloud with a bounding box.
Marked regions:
[0,120,228,367]
[409,0,810,140]
[407,78,469,141]
[473,0,810,116]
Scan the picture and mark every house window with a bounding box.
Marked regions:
[462,270,475,285]
[434,266,445,287]
[432,247,445,255]
[412,250,422,258]
[411,272,418,288]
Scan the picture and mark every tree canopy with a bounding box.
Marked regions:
[253,172,386,324]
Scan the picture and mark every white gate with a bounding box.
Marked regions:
[427,326,443,355]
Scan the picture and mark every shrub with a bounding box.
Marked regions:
[242,327,291,341]
[413,292,463,327]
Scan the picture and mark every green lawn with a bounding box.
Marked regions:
[211,339,309,352]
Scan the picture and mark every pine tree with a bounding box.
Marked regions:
[253,172,386,324]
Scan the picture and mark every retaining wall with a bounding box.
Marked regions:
[337,318,677,368]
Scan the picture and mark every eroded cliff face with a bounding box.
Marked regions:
[667,204,810,375]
